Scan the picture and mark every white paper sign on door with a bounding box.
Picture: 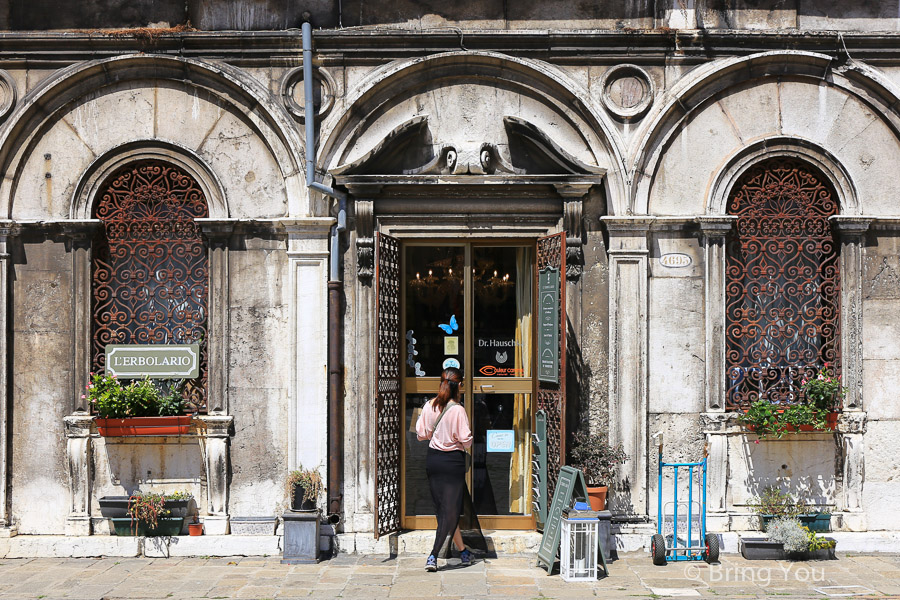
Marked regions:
[486,429,515,453]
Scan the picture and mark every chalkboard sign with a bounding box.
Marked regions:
[536,466,589,574]
[538,266,560,383]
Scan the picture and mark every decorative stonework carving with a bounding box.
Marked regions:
[0,70,17,123]
[64,414,94,536]
[562,196,586,282]
[281,66,335,122]
[356,199,374,283]
[601,64,654,122]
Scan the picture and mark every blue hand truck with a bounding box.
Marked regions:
[650,433,719,565]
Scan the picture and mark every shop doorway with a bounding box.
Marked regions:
[373,232,567,536]
[400,242,535,530]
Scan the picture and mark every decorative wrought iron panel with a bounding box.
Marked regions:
[536,232,566,504]
[725,157,840,409]
[374,232,401,538]
[91,161,210,412]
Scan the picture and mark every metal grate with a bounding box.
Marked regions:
[91,161,209,412]
[725,157,840,409]
[374,232,401,538]
[536,232,566,503]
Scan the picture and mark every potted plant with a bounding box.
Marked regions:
[88,373,192,436]
[287,467,324,512]
[188,517,203,536]
[569,431,627,511]
[741,516,836,560]
[748,486,831,532]
[738,366,843,440]
[110,492,186,536]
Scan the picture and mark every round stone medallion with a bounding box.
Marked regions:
[281,66,335,122]
[601,64,653,121]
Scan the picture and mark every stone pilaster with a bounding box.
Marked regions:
[284,218,333,476]
[64,414,94,535]
[698,216,736,412]
[197,415,233,535]
[830,216,871,411]
[0,223,16,533]
[601,217,652,516]
[60,220,101,413]
[197,220,235,415]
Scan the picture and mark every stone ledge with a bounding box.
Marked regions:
[0,535,282,558]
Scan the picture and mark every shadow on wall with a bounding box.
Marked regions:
[738,435,839,509]
[92,438,206,509]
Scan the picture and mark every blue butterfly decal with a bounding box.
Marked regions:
[438,314,458,335]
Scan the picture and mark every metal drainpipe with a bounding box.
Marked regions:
[303,20,345,523]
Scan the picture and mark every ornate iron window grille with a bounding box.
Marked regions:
[725,157,840,410]
[91,161,210,412]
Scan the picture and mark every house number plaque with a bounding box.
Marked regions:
[105,344,201,379]
[538,266,560,384]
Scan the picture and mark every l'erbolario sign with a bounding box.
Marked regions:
[105,344,200,379]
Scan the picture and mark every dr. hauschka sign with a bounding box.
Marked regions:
[538,266,560,384]
[105,344,200,379]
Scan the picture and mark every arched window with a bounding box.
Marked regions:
[91,161,210,412]
[725,157,840,409]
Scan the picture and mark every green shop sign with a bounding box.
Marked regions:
[105,344,200,379]
[538,266,560,384]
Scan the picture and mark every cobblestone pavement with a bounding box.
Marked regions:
[0,553,898,600]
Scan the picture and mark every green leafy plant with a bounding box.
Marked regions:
[165,490,193,501]
[806,528,836,551]
[748,486,808,520]
[287,467,324,505]
[569,431,628,487]
[128,492,169,533]
[801,366,845,412]
[87,373,187,418]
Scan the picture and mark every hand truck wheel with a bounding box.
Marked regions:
[704,533,720,564]
[651,533,667,566]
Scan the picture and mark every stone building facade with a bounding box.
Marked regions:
[0,2,899,554]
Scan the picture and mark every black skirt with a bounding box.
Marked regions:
[425,447,487,558]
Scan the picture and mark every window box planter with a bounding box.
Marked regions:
[99,496,191,519]
[744,411,839,436]
[111,517,185,536]
[760,513,831,532]
[740,537,836,561]
[95,416,192,436]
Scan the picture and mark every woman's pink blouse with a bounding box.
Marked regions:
[415,400,474,451]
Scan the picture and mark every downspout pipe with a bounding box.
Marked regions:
[303,20,345,520]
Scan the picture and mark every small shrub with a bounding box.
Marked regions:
[767,517,808,554]
[287,467,324,505]
[749,486,808,520]
[569,431,628,487]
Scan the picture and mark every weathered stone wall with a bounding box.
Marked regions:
[10,236,73,534]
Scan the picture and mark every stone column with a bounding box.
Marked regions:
[601,217,652,516]
[0,223,16,534]
[284,219,332,475]
[830,217,870,531]
[197,415,233,535]
[64,414,94,535]
[697,216,736,523]
[197,220,235,415]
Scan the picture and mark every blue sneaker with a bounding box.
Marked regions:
[460,548,473,566]
[425,554,437,572]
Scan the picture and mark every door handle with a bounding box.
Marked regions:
[480,384,495,392]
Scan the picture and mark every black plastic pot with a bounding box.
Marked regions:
[291,483,316,511]
[98,496,131,519]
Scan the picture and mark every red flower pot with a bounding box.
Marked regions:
[95,416,192,436]
[188,522,203,536]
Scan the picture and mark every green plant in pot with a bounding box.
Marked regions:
[287,467,324,512]
[749,486,831,532]
[569,431,627,511]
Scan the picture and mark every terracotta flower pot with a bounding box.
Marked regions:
[95,416,192,436]
[188,522,203,536]
[586,485,608,511]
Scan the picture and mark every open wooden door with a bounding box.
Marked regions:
[374,232,401,538]
[536,232,566,502]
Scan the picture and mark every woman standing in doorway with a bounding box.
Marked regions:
[416,366,474,571]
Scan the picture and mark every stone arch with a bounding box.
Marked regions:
[634,51,900,216]
[0,54,309,219]
[708,137,858,216]
[71,141,229,220]
[319,51,629,215]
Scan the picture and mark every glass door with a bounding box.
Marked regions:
[401,242,535,530]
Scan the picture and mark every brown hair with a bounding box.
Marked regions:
[432,367,462,411]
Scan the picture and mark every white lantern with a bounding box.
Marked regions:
[560,513,599,582]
